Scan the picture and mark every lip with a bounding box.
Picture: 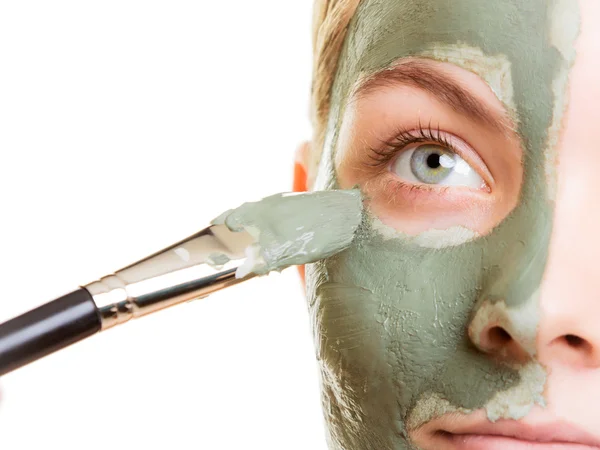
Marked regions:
[414,412,600,450]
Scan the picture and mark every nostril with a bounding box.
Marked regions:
[549,334,597,367]
[564,334,590,351]
[486,326,513,350]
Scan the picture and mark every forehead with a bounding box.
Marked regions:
[345,0,572,73]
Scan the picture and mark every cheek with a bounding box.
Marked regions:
[306,234,485,405]
[309,276,387,377]
[305,261,403,444]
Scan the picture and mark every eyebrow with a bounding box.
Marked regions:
[353,60,512,133]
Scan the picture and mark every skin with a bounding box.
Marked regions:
[294,0,600,449]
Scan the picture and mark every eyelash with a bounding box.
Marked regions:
[366,121,458,170]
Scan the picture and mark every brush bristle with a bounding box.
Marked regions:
[211,190,363,277]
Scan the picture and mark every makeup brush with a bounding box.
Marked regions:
[0,190,362,377]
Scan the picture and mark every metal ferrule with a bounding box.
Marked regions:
[84,224,255,331]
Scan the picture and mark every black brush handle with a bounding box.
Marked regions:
[0,288,101,377]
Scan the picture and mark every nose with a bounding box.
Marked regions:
[468,280,600,368]
[467,205,600,369]
[534,155,600,369]
[534,13,600,369]
[535,198,600,368]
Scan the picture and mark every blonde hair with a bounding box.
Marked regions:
[310,0,361,176]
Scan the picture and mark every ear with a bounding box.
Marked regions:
[293,141,310,193]
[293,141,311,282]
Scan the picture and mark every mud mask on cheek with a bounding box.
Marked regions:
[306,1,580,449]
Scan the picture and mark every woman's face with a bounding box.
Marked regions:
[303,0,600,448]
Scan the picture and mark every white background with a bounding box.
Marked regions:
[0,2,324,449]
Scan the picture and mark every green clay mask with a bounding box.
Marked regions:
[212,190,363,277]
[306,1,580,449]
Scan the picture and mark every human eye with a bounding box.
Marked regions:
[334,60,523,235]
[368,126,491,194]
